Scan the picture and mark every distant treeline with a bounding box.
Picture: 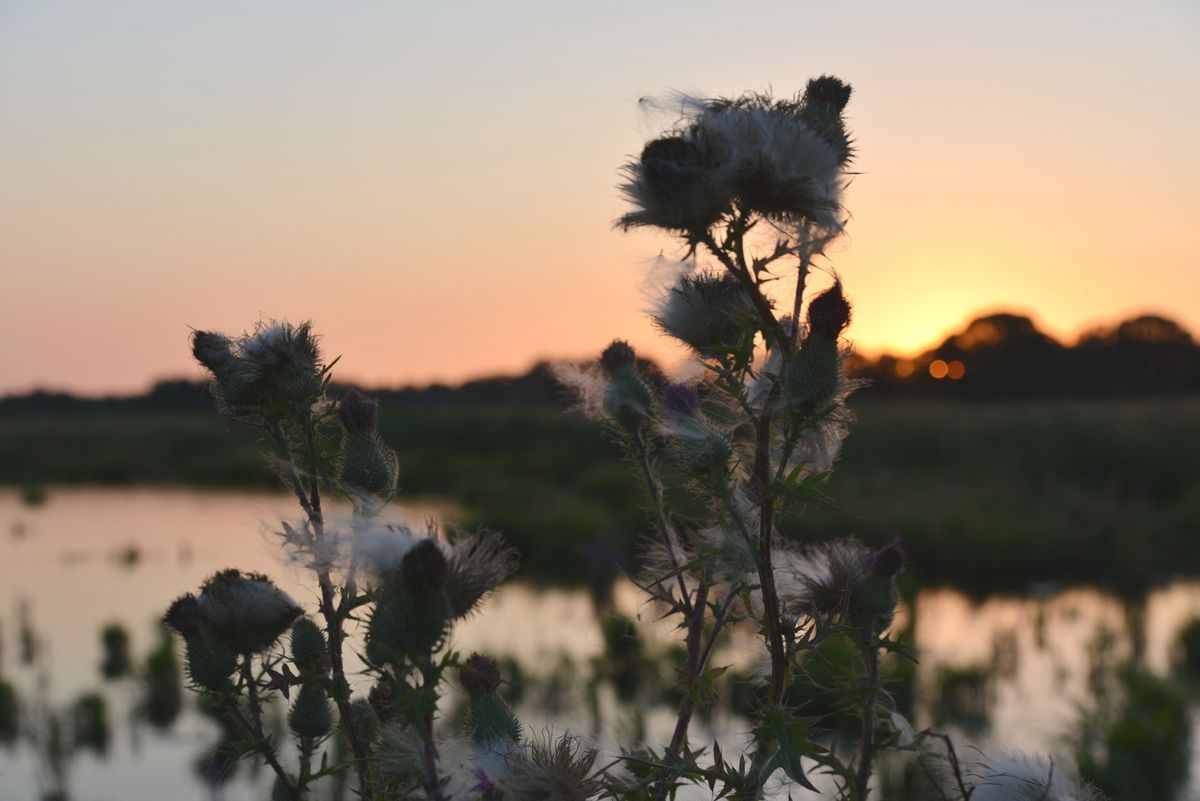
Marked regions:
[3,312,1198,412]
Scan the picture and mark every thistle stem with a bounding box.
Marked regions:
[633,432,693,616]
[854,642,880,801]
[418,656,447,801]
[231,658,302,801]
[276,421,377,799]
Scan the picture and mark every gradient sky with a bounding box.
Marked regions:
[2,1,1197,394]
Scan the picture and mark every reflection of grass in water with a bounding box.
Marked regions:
[3,401,1199,589]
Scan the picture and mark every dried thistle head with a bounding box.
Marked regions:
[959,752,1104,801]
[806,280,852,341]
[504,731,601,801]
[652,270,759,355]
[445,528,520,619]
[196,568,303,653]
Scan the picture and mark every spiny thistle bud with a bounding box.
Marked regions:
[290,618,326,668]
[288,682,333,740]
[338,430,399,497]
[604,367,655,431]
[182,630,238,691]
[191,331,235,373]
[653,272,758,355]
[459,653,502,698]
[599,340,637,376]
[466,692,522,747]
[799,75,853,164]
[807,281,852,340]
[366,587,450,663]
[368,681,396,722]
[401,539,449,594]
[783,337,841,410]
[802,75,852,115]
[867,537,905,578]
[196,569,303,654]
[661,383,701,417]
[337,390,379,433]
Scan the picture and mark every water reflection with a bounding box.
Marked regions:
[0,488,1198,799]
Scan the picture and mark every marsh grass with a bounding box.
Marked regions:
[5,400,1198,592]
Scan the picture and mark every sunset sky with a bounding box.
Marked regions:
[2,1,1197,395]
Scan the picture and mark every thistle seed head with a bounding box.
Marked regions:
[163,594,203,636]
[196,569,303,654]
[401,539,449,595]
[191,331,235,373]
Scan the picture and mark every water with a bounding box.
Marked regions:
[1,488,1198,800]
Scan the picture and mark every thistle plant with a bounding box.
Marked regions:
[172,321,535,800]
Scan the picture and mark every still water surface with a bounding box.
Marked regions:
[1,489,1197,800]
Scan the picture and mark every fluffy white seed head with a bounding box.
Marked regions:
[963,752,1104,801]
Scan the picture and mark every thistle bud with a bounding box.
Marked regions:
[661,383,701,417]
[806,281,852,340]
[191,331,235,373]
[604,367,655,431]
[338,431,399,497]
[366,586,450,663]
[867,537,905,578]
[182,630,238,691]
[402,539,449,594]
[802,75,852,115]
[466,692,521,747]
[783,337,841,410]
[459,653,502,698]
[599,340,637,376]
[337,391,379,433]
[368,681,396,722]
[288,682,333,740]
[799,76,853,163]
[290,618,326,669]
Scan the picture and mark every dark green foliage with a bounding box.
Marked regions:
[100,622,132,680]
[931,665,993,734]
[1171,618,1200,678]
[70,692,109,755]
[142,631,183,730]
[0,678,17,744]
[3,401,1199,590]
[1077,668,1190,801]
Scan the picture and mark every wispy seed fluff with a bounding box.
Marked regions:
[959,752,1104,801]
[652,269,760,355]
[619,77,854,235]
[191,319,324,414]
[504,731,602,801]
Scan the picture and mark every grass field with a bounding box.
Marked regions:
[3,400,1198,592]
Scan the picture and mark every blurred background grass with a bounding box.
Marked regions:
[4,399,1197,594]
